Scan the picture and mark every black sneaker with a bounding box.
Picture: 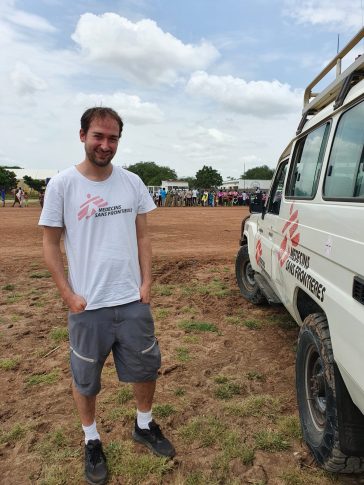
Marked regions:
[132,419,175,458]
[84,439,108,485]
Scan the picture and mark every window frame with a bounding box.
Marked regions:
[322,97,364,203]
[266,159,289,215]
[285,121,331,201]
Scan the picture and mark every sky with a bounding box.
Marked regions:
[1,0,363,179]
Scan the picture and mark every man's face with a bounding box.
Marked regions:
[80,116,120,167]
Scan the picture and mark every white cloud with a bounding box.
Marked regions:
[186,71,302,118]
[75,92,164,125]
[7,9,57,32]
[10,62,48,96]
[284,0,362,31]
[72,13,219,84]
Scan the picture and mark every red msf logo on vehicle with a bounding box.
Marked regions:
[255,239,262,265]
[278,203,300,267]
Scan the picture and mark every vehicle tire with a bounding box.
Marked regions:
[235,245,266,305]
[296,313,364,473]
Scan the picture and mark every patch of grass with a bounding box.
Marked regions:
[174,387,185,397]
[30,271,51,279]
[106,440,173,484]
[243,319,262,330]
[107,407,135,422]
[224,316,242,325]
[183,335,199,344]
[2,284,15,291]
[214,375,229,384]
[178,416,225,447]
[176,346,190,362]
[178,320,218,333]
[277,415,302,439]
[213,431,255,474]
[153,284,175,297]
[181,280,229,298]
[35,428,79,462]
[26,370,59,387]
[254,429,290,452]
[38,464,82,485]
[224,394,281,418]
[49,326,68,343]
[153,403,176,418]
[6,293,23,303]
[185,471,219,485]
[179,305,198,315]
[116,385,133,404]
[0,357,19,370]
[269,314,297,329]
[0,423,26,444]
[214,381,241,400]
[11,314,20,322]
[153,308,170,319]
[280,468,337,485]
[246,371,266,381]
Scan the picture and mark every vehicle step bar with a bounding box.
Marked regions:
[254,273,281,304]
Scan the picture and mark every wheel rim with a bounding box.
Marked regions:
[304,344,326,433]
[242,260,256,291]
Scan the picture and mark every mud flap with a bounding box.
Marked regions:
[334,363,364,455]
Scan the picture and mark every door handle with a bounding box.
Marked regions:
[258,228,263,234]
[268,231,273,238]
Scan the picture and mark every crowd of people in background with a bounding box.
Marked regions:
[152,188,267,207]
[1,187,45,208]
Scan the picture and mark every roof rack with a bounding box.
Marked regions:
[297,28,364,134]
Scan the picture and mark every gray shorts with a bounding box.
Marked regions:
[68,301,161,396]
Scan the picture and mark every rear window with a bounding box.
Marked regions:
[286,123,330,199]
[324,100,364,199]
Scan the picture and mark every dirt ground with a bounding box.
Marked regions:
[0,205,363,485]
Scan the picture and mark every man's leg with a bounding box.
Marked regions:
[133,380,156,412]
[72,382,96,426]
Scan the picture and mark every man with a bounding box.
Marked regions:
[39,107,175,485]
[1,187,5,207]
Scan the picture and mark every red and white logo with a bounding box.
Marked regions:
[78,194,108,221]
[278,203,300,267]
[255,239,262,265]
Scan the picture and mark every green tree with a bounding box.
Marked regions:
[183,176,197,189]
[242,165,274,180]
[195,165,223,188]
[23,175,46,193]
[126,161,177,186]
[0,167,17,190]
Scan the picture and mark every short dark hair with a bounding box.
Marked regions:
[80,107,123,137]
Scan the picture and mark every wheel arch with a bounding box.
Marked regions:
[295,287,325,324]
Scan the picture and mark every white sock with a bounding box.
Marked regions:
[82,420,100,444]
[137,409,152,429]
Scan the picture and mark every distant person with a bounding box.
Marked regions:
[12,187,22,207]
[39,191,45,208]
[39,107,175,485]
[160,188,167,207]
[1,187,5,207]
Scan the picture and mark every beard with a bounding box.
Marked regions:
[85,147,115,167]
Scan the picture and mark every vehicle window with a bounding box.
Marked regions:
[287,123,330,198]
[324,101,364,199]
[268,160,288,215]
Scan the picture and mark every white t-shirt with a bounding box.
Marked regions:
[39,166,156,310]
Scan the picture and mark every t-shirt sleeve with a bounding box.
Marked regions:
[38,177,64,227]
[137,178,156,214]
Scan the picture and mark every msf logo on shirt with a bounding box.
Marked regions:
[78,194,108,221]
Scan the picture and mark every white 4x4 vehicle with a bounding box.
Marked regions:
[236,29,364,473]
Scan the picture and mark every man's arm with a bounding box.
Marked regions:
[136,213,152,304]
[43,226,86,313]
